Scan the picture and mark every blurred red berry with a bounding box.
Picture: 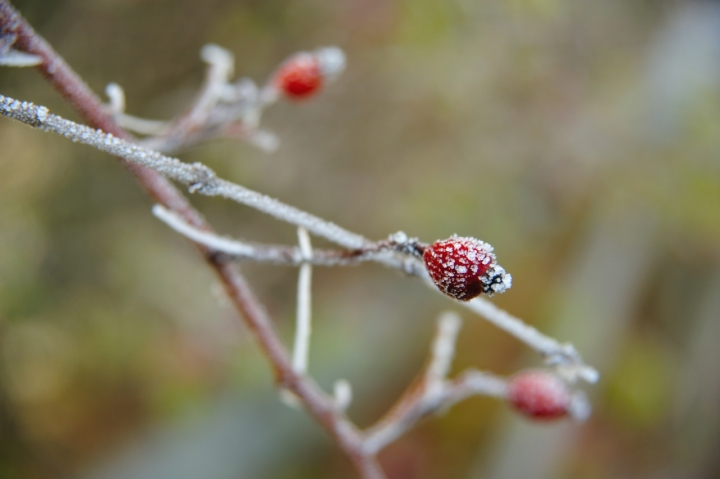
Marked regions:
[422,236,511,301]
[274,53,323,99]
[507,371,571,420]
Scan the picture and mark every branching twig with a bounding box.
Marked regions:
[0,4,383,477]
[0,32,39,66]
[0,2,597,476]
[152,204,411,266]
[362,312,508,454]
[462,299,599,383]
[104,44,345,153]
[153,204,599,383]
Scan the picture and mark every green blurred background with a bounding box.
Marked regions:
[1,0,720,477]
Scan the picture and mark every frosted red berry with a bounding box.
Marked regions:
[274,53,323,99]
[506,371,571,420]
[422,236,511,301]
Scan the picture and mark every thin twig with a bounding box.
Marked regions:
[462,298,599,383]
[362,313,508,454]
[0,94,370,249]
[153,203,598,383]
[0,94,598,383]
[153,204,410,267]
[292,227,313,374]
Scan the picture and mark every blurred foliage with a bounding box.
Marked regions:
[1,0,720,478]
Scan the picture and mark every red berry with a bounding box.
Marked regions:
[422,236,511,301]
[275,53,323,99]
[507,371,571,420]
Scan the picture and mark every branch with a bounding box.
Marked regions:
[462,299,599,383]
[152,204,386,267]
[104,44,345,153]
[362,312,508,454]
[0,4,382,476]
[0,94,370,248]
[0,3,597,475]
[292,227,313,374]
[152,205,599,383]
[0,94,598,384]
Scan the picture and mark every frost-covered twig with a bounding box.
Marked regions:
[0,95,369,249]
[152,204,256,256]
[362,313,508,454]
[463,298,599,383]
[0,32,39,66]
[292,227,313,374]
[152,203,597,382]
[0,3,597,474]
[103,44,345,153]
[0,6,382,477]
[0,95,598,384]
[153,203,413,266]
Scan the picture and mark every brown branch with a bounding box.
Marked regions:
[361,314,508,453]
[0,2,383,477]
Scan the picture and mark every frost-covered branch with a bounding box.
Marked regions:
[0,94,598,384]
[0,1,600,474]
[463,298,599,383]
[0,32,39,66]
[292,227,313,374]
[0,95,369,249]
[153,204,598,382]
[361,312,591,453]
[362,313,508,454]
[0,5,381,476]
[104,44,345,153]
[152,204,398,267]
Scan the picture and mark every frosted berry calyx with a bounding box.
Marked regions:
[422,236,512,301]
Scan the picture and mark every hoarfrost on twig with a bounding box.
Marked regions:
[0,93,598,385]
[292,227,313,374]
[0,33,41,67]
[100,44,344,154]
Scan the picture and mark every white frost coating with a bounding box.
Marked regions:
[35,106,48,124]
[0,94,369,249]
[105,83,126,114]
[152,204,255,256]
[292,227,313,374]
[200,43,235,77]
[0,93,599,386]
[426,311,462,382]
[247,129,279,153]
[568,391,591,421]
[333,379,353,411]
[0,49,42,67]
[315,46,346,82]
[463,295,598,384]
[388,231,408,243]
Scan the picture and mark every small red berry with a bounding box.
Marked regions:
[422,236,511,301]
[506,370,571,420]
[273,47,345,100]
[274,53,322,99]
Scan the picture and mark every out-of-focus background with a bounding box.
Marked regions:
[1,0,720,477]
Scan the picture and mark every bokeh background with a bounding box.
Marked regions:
[2,0,720,477]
